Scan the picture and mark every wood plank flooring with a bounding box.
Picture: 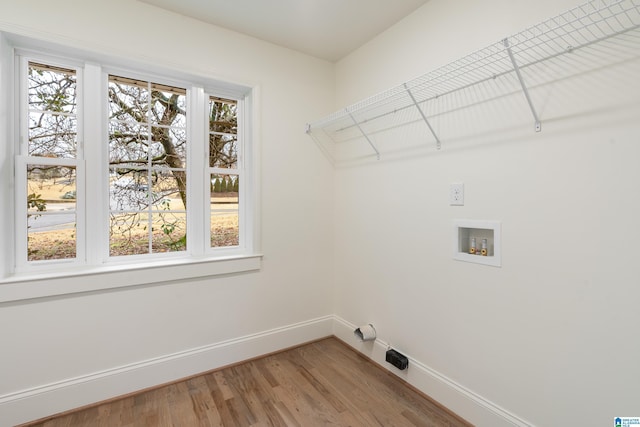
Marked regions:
[23,337,472,427]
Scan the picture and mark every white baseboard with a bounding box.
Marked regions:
[332,316,534,427]
[0,315,334,426]
[1,315,532,427]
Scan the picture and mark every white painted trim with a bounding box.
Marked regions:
[0,315,533,426]
[0,315,334,426]
[1,31,262,300]
[0,26,257,94]
[0,254,263,303]
[332,316,535,427]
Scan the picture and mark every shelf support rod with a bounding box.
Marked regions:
[348,110,380,160]
[404,83,441,150]
[503,38,541,132]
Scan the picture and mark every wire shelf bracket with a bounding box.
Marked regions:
[503,37,542,132]
[404,83,442,149]
[348,110,380,160]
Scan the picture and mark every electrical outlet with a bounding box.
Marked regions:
[386,349,409,370]
[449,183,464,206]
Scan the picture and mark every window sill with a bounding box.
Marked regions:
[0,254,262,303]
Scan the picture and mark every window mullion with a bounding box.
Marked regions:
[188,86,206,255]
[146,81,153,255]
[14,57,29,270]
[83,63,106,264]
[239,95,257,254]
[237,98,247,251]
[14,156,29,270]
[18,57,29,157]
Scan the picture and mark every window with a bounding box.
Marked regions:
[5,46,257,285]
[208,96,240,248]
[108,75,189,256]
[18,62,82,263]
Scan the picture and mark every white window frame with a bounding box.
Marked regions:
[15,55,86,273]
[0,33,261,302]
[205,92,246,254]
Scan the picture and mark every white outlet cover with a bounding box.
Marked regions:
[450,183,464,206]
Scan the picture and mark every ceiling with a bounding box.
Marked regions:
[137,0,429,62]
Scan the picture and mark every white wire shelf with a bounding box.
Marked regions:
[306,0,640,165]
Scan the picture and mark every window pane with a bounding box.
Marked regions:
[28,112,77,158]
[28,63,77,114]
[109,212,150,256]
[151,89,186,126]
[109,169,150,211]
[109,121,149,164]
[210,174,239,247]
[27,165,77,211]
[108,77,149,123]
[28,63,78,159]
[27,164,77,261]
[208,97,237,168]
[152,212,186,252]
[209,98,237,133]
[151,126,186,167]
[208,133,237,169]
[151,172,186,210]
[27,225,76,261]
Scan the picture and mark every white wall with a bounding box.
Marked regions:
[334,0,640,426]
[2,0,639,425]
[0,1,335,424]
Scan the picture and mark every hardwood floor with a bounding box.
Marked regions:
[23,337,472,427]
